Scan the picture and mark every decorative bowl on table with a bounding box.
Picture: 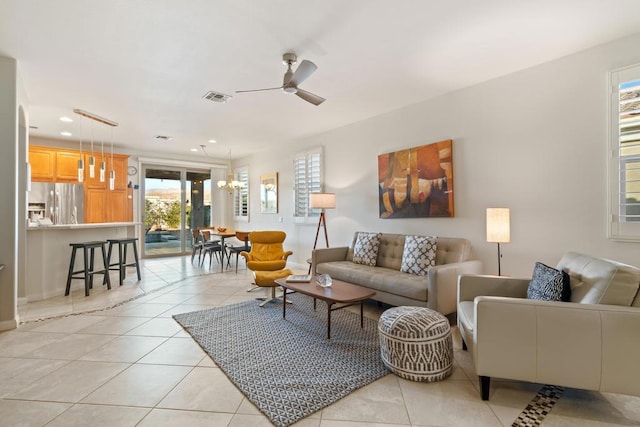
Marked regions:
[217,227,227,232]
[316,273,333,288]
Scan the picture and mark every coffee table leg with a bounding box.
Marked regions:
[282,289,287,319]
[327,302,333,339]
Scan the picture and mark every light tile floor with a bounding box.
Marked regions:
[3,256,640,426]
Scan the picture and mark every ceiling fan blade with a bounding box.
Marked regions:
[295,88,325,106]
[290,60,317,87]
[235,86,282,94]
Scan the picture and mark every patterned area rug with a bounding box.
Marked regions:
[173,294,389,427]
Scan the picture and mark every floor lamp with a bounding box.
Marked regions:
[486,208,510,276]
[308,193,336,273]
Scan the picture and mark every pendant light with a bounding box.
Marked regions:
[89,121,95,178]
[109,128,115,191]
[77,117,84,182]
[99,131,106,183]
[72,110,119,189]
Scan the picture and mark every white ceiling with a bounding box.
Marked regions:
[2,0,640,161]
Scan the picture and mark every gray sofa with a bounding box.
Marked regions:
[457,252,640,400]
[312,232,482,315]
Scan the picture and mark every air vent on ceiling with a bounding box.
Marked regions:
[202,91,232,103]
[154,135,172,141]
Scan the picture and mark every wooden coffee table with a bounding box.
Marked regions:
[275,277,376,339]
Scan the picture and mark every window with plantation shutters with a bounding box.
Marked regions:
[293,147,323,221]
[233,166,249,222]
[609,65,640,240]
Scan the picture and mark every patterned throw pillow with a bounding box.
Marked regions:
[527,262,571,301]
[352,232,381,266]
[401,235,437,276]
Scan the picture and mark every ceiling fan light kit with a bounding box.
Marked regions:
[236,52,325,106]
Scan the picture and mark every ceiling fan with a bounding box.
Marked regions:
[236,52,326,106]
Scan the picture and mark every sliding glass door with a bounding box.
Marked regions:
[186,171,212,254]
[142,166,212,257]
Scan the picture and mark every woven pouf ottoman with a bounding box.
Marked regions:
[378,306,453,382]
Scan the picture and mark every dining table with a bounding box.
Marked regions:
[202,229,237,270]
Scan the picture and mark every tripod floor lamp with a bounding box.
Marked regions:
[486,207,510,276]
[309,193,336,273]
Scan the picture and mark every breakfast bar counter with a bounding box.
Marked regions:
[27,222,139,231]
[25,222,140,302]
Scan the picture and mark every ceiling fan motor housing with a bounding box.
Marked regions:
[282,52,297,65]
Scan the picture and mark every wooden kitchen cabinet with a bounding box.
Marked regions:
[30,144,132,223]
[84,153,128,189]
[107,189,127,222]
[29,146,55,182]
[109,155,128,190]
[85,155,130,222]
[85,185,133,224]
[84,187,107,223]
[83,155,132,223]
[55,151,82,182]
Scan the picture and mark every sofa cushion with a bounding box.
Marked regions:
[401,235,437,276]
[346,233,473,268]
[352,232,381,266]
[376,233,406,270]
[527,262,571,302]
[316,261,429,302]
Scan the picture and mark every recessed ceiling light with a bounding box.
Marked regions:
[208,139,217,144]
[190,148,198,152]
[59,116,73,122]
[60,131,72,137]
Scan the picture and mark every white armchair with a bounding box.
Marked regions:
[457,252,640,400]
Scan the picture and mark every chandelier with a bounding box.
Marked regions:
[217,150,243,194]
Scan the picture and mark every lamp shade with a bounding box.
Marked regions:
[486,208,510,243]
[309,193,336,209]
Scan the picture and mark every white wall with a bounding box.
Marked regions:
[232,32,640,277]
[0,56,22,330]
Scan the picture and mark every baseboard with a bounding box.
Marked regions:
[25,288,63,303]
[0,318,18,332]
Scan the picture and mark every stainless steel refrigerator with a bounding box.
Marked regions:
[28,182,84,224]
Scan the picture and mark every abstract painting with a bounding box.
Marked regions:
[378,140,454,218]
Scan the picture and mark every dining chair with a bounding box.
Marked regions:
[200,230,223,268]
[190,228,205,264]
[225,231,251,273]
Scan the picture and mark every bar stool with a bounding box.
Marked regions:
[66,241,111,297]
[107,238,142,286]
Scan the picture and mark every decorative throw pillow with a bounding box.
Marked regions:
[527,262,571,302]
[401,235,437,276]
[352,232,381,266]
